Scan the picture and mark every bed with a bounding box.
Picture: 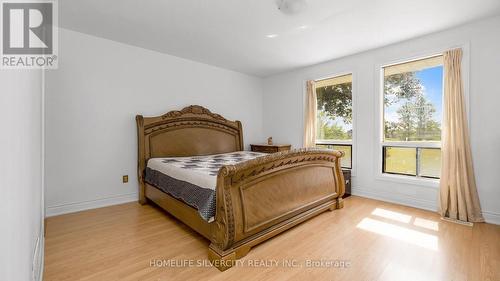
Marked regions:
[136,105,345,271]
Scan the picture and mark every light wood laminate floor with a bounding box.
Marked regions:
[44,196,500,281]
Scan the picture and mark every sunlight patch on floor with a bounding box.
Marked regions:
[356,217,438,251]
[371,208,412,223]
[413,217,439,231]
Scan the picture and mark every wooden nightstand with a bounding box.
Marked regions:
[250,144,291,154]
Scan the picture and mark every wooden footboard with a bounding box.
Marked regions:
[208,148,345,270]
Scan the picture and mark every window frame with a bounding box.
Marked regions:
[311,71,356,174]
[375,53,451,188]
[382,145,441,179]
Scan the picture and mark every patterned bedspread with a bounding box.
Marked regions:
[145,151,266,222]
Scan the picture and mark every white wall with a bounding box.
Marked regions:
[263,16,500,224]
[45,28,264,216]
[0,70,44,280]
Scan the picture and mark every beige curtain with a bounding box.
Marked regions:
[303,80,317,148]
[439,48,484,223]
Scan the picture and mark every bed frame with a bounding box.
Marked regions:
[136,105,345,271]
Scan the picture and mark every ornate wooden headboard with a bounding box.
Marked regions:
[136,105,244,186]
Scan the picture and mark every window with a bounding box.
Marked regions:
[382,55,443,179]
[315,74,353,169]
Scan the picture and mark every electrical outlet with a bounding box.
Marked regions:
[122,175,128,183]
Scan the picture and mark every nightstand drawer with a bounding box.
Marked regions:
[256,146,278,153]
[250,144,291,154]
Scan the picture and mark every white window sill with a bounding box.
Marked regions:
[316,140,352,145]
[376,173,439,188]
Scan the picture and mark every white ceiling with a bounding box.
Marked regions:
[60,0,500,77]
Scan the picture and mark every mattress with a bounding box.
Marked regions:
[144,151,266,222]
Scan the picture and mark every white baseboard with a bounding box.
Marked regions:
[482,211,500,225]
[46,192,138,217]
[34,235,44,281]
[351,186,437,212]
[352,186,500,225]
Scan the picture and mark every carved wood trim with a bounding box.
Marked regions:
[145,120,239,135]
[136,115,146,204]
[219,148,343,184]
[161,105,229,123]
